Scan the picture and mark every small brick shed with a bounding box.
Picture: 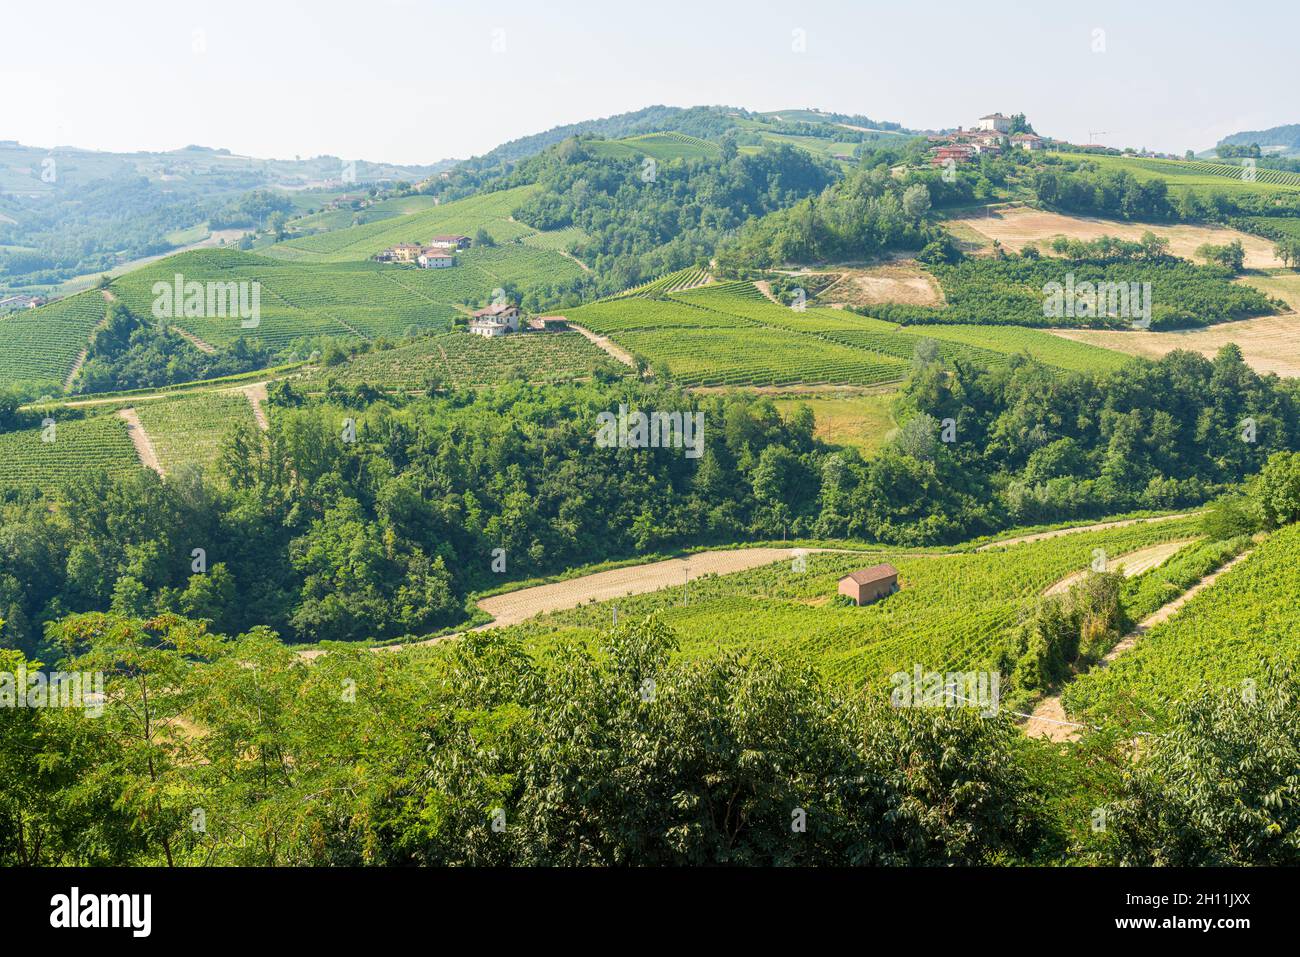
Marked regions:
[838,564,900,606]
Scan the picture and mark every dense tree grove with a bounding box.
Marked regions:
[510,141,837,296]
[714,166,938,269]
[1,347,1295,659]
[72,301,272,394]
[0,612,1048,866]
[1035,159,1300,221]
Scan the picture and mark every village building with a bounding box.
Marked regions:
[527,316,568,331]
[417,249,456,269]
[469,303,520,337]
[1012,132,1044,151]
[427,234,471,250]
[977,112,1012,134]
[838,564,900,606]
[930,144,976,166]
[387,243,424,264]
[0,293,45,312]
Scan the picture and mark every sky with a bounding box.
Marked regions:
[2,0,1296,164]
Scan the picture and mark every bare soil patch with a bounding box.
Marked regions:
[118,407,164,476]
[1050,313,1300,378]
[819,261,944,308]
[949,206,1284,269]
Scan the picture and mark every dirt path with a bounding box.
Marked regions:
[755,280,782,304]
[63,349,90,391]
[62,289,115,389]
[1024,547,1255,741]
[241,382,270,431]
[173,325,217,355]
[1043,539,1195,596]
[568,322,637,368]
[471,548,828,629]
[298,546,872,660]
[976,513,1196,552]
[117,407,164,476]
[556,248,591,273]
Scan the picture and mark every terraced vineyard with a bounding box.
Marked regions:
[604,266,714,300]
[515,515,1206,689]
[677,283,1129,373]
[0,413,140,490]
[264,185,541,263]
[132,391,258,475]
[299,330,625,391]
[571,294,909,386]
[1062,523,1300,730]
[0,291,107,390]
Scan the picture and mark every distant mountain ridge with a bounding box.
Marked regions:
[1218,124,1300,155]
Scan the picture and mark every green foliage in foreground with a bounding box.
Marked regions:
[1094,662,1300,865]
[6,612,1299,866]
[0,614,1044,866]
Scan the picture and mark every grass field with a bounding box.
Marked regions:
[0,413,139,490]
[1061,523,1300,731]
[132,390,258,476]
[771,392,899,454]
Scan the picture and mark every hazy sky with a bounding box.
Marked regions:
[3,0,1296,164]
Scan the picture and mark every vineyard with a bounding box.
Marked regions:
[1061,524,1300,730]
[109,246,580,353]
[588,131,723,162]
[1051,152,1300,198]
[513,516,1208,690]
[298,330,626,392]
[264,186,541,263]
[0,291,107,391]
[0,413,140,490]
[602,266,714,300]
[571,281,1134,385]
[131,390,258,476]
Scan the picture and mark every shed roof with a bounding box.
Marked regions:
[839,564,899,586]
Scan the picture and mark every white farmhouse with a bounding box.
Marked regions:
[469,303,520,337]
[418,249,456,268]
